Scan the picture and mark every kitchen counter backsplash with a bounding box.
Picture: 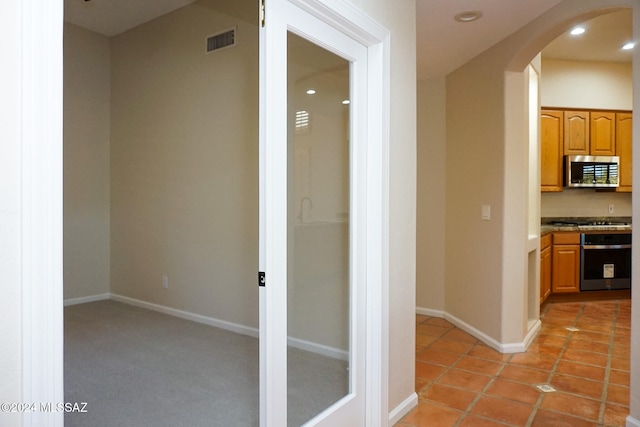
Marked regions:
[541,217,632,233]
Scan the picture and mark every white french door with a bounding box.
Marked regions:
[259,0,371,425]
[17,0,387,426]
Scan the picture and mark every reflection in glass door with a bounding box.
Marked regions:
[287,33,350,425]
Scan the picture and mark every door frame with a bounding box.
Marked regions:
[259,0,390,425]
[18,0,390,425]
[16,0,65,426]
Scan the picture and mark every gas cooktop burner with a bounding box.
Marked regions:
[589,221,626,226]
[551,220,629,227]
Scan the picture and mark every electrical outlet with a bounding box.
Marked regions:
[162,275,169,289]
[608,204,614,214]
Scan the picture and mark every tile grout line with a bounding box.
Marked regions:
[598,299,619,425]
[452,343,516,427]
[408,303,628,427]
[524,301,586,427]
[416,322,480,427]
[450,341,484,427]
[419,326,520,427]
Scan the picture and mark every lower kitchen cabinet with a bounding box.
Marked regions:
[540,234,552,303]
[551,233,581,293]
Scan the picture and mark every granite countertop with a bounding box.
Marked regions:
[541,217,632,234]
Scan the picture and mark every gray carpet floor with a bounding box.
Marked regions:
[64,300,348,427]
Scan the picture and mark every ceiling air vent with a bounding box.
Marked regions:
[207,27,236,53]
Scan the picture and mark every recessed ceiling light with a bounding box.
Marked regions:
[570,26,586,36]
[622,42,635,50]
[454,11,482,23]
[306,89,316,95]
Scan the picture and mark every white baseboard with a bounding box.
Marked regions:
[110,293,259,338]
[415,307,444,318]
[442,312,504,352]
[109,293,347,360]
[523,319,541,350]
[287,336,348,361]
[388,392,418,425]
[63,293,110,306]
[627,415,640,427]
[416,306,540,354]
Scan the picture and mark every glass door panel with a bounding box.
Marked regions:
[260,1,368,425]
[287,32,350,426]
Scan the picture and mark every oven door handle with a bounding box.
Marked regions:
[582,244,632,250]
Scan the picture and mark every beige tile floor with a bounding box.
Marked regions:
[396,299,631,427]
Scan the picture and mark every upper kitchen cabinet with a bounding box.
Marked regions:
[541,109,564,192]
[590,111,616,155]
[540,108,631,193]
[563,110,589,155]
[616,112,633,192]
[562,110,617,156]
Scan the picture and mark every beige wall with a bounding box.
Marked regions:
[109,1,259,327]
[540,58,633,218]
[64,23,111,300]
[541,58,632,110]
[446,52,507,341]
[416,77,446,312]
[542,191,632,217]
[349,0,417,413]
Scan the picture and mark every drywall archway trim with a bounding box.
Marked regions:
[443,0,638,349]
[504,0,635,72]
[500,3,639,425]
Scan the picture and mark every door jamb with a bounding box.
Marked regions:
[20,0,65,426]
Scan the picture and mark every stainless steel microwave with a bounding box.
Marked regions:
[565,155,619,188]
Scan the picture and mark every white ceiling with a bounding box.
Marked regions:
[64,0,633,80]
[415,0,562,79]
[542,8,633,64]
[64,0,198,37]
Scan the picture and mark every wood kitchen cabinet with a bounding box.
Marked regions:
[551,233,581,294]
[541,110,564,192]
[590,111,616,155]
[564,110,590,155]
[541,108,631,193]
[540,234,552,303]
[561,110,616,156]
[616,112,633,192]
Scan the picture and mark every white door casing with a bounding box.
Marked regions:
[17,0,65,426]
[259,0,390,426]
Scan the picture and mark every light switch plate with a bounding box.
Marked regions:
[481,205,491,220]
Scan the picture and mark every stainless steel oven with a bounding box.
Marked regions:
[580,233,631,291]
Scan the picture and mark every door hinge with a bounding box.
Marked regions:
[261,0,266,27]
[258,271,266,287]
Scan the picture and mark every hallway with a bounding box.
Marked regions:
[397,299,630,426]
